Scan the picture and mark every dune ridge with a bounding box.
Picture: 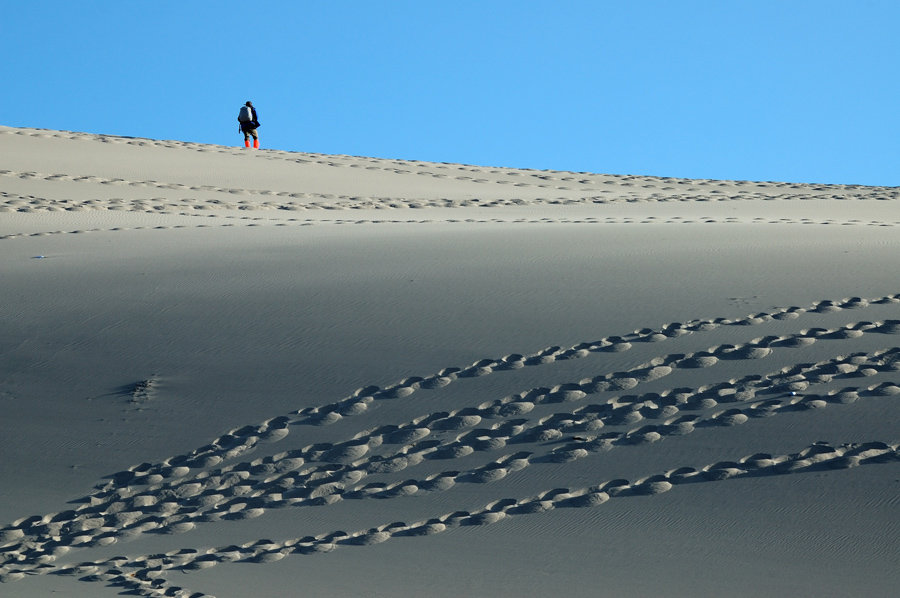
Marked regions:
[1,126,897,597]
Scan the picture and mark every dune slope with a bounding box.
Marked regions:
[1,126,898,597]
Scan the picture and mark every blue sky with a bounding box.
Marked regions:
[4,1,898,186]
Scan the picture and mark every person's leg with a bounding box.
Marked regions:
[251,128,259,149]
[243,130,251,148]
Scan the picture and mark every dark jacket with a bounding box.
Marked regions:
[238,106,260,132]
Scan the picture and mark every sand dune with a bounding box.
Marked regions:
[1,126,898,597]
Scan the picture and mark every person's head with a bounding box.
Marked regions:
[245,101,253,107]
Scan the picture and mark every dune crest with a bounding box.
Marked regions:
[1,127,898,598]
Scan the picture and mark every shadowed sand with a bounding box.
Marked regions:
[1,126,898,598]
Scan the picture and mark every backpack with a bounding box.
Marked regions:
[238,105,253,122]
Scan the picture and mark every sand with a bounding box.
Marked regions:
[0,125,898,597]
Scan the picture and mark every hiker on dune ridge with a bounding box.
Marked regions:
[238,101,260,149]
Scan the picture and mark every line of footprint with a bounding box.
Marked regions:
[0,169,360,199]
[637,191,900,202]
[3,188,900,216]
[13,440,897,597]
[3,214,899,243]
[6,346,892,579]
[3,176,897,217]
[4,127,898,194]
[4,129,599,190]
[82,292,900,496]
[1,300,897,577]
[0,160,594,196]
[5,185,899,211]
[1,340,896,574]
[1,298,897,592]
[2,292,894,527]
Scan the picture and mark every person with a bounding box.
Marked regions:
[237,101,261,149]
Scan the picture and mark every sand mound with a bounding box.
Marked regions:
[0,127,898,598]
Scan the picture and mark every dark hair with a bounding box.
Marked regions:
[245,101,253,107]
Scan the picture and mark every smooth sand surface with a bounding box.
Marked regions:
[1,126,898,597]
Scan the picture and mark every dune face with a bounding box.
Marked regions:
[1,126,898,597]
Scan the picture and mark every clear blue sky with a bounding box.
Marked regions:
[4,1,898,186]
